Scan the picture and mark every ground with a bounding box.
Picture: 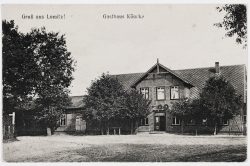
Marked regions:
[3,133,247,162]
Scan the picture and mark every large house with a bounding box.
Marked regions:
[56,61,247,135]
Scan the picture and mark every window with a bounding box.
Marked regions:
[202,118,207,125]
[140,118,149,126]
[243,115,247,124]
[156,87,165,100]
[172,116,180,125]
[140,87,149,99]
[222,119,229,125]
[60,114,66,126]
[171,86,180,100]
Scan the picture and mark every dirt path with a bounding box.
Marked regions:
[3,134,246,162]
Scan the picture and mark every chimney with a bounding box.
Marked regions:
[215,62,220,73]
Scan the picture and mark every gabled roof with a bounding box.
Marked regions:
[130,63,194,88]
[112,64,246,97]
[66,95,85,109]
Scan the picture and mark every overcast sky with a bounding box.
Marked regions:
[2,4,247,96]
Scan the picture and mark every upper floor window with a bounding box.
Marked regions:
[60,114,66,126]
[140,87,149,99]
[171,86,180,100]
[156,87,165,100]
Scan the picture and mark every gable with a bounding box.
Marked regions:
[111,64,246,98]
[130,63,194,88]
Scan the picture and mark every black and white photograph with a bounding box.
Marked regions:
[1,1,248,163]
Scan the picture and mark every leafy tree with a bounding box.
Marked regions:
[169,98,201,134]
[28,27,75,135]
[200,76,242,135]
[83,74,151,134]
[123,89,151,133]
[2,20,75,135]
[84,73,126,134]
[215,4,247,48]
[2,20,38,114]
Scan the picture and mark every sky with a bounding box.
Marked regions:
[2,4,248,96]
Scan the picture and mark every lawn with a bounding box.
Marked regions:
[3,134,247,162]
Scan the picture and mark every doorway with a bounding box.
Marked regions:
[154,116,166,131]
[75,116,86,131]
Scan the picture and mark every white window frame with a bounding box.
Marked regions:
[145,118,149,125]
[172,116,181,125]
[140,117,149,126]
[60,114,66,126]
[156,87,165,100]
[140,87,149,99]
[170,86,180,100]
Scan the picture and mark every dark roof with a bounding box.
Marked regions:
[112,64,246,97]
[131,63,194,87]
[66,95,85,109]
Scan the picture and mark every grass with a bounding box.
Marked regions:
[3,134,247,162]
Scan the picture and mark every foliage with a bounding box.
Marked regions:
[84,73,126,122]
[2,20,75,132]
[123,89,151,119]
[200,76,242,133]
[2,20,38,114]
[169,98,201,121]
[215,4,247,48]
[83,73,151,134]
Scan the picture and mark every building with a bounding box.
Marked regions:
[55,96,86,134]
[112,61,247,135]
[55,61,246,135]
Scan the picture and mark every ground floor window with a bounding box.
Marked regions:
[141,118,149,126]
[221,119,229,125]
[172,116,180,125]
[202,118,207,125]
[243,115,247,124]
[60,114,66,126]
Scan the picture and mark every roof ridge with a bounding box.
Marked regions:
[174,64,245,71]
[111,72,144,76]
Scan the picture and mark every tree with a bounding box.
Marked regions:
[200,76,242,135]
[2,20,38,114]
[215,4,247,48]
[83,74,151,134]
[123,89,151,134]
[169,98,201,134]
[2,20,75,135]
[84,73,126,134]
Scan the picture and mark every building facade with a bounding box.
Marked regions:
[55,62,246,135]
[113,62,247,135]
[55,96,86,134]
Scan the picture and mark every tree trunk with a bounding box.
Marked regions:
[47,127,52,136]
[107,120,110,135]
[214,123,217,135]
[181,120,184,134]
[130,119,134,134]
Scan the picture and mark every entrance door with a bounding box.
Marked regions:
[75,116,86,131]
[154,116,166,131]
